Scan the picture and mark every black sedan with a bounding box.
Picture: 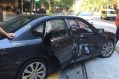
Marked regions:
[0,15,116,79]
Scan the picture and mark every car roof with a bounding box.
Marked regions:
[18,14,79,22]
[18,14,48,19]
[42,15,78,19]
[28,15,79,26]
[19,14,78,19]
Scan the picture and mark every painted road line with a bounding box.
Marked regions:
[47,72,60,79]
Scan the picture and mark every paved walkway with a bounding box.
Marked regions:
[115,41,119,52]
[0,12,17,24]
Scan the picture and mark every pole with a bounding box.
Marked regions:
[30,0,33,15]
[21,0,23,13]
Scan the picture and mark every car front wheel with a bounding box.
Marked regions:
[17,59,48,79]
[100,40,114,58]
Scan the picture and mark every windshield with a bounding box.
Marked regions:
[0,15,46,33]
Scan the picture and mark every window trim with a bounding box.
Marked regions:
[66,18,80,34]
[77,18,97,33]
[45,19,68,38]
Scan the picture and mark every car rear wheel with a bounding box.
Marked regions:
[100,40,114,58]
[17,59,48,79]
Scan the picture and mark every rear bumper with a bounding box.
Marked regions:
[0,62,19,79]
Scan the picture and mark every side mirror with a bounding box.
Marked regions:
[71,25,80,33]
[96,29,104,33]
[32,30,43,37]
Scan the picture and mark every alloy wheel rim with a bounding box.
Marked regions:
[102,42,114,57]
[22,62,46,79]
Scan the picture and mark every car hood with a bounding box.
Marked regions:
[102,32,116,41]
[102,31,115,36]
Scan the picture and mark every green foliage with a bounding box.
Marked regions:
[35,0,119,13]
[42,0,75,13]
[80,0,116,12]
[60,0,74,7]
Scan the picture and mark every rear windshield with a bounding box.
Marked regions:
[0,15,46,33]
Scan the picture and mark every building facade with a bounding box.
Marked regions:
[0,0,16,11]
[0,0,35,12]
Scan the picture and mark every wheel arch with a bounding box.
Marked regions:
[100,39,115,58]
[108,38,116,46]
[15,56,51,79]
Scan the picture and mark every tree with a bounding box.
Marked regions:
[78,0,119,12]
[44,0,75,13]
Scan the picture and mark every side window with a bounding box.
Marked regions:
[68,19,79,32]
[46,19,67,38]
[32,23,44,37]
[77,20,93,33]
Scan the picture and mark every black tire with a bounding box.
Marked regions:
[16,59,48,79]
[100,40,114,58]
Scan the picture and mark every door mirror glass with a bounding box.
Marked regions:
[32,30,43,37]
[96,29,104,33]
[71,25,80,33]
[32,23,44,37]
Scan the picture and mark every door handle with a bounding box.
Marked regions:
[55,44,60,48]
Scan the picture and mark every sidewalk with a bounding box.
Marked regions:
[115,41,119,52]
[0,11,17,23]
[6,12,17,21]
